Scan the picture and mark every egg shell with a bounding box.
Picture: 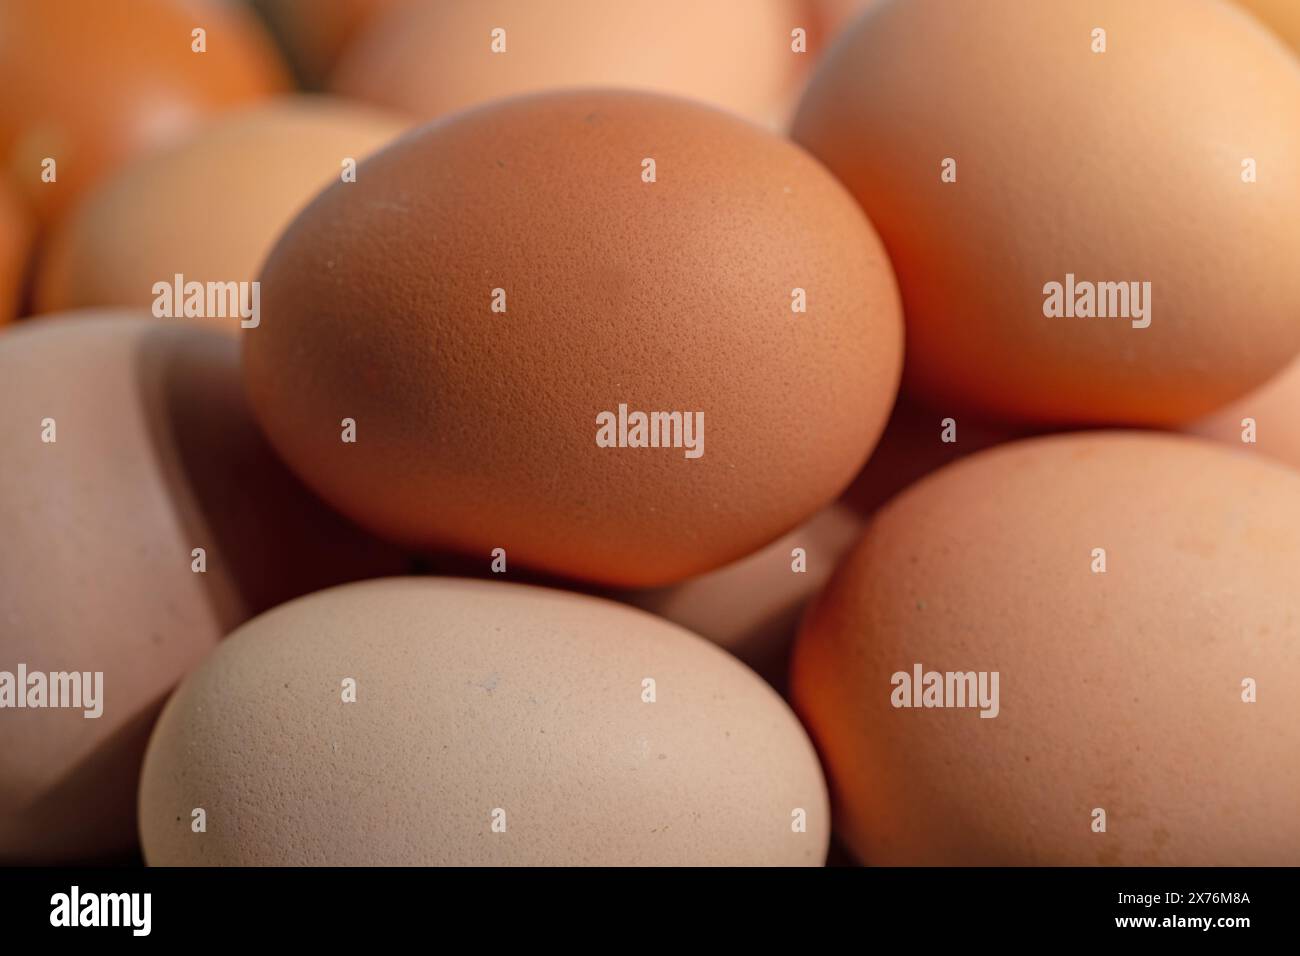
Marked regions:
[332,0,805,128]
[792,0,1300,426]
[139,576,829,866]
[1236,0,1300,54]
[34,97,410,322]
[0,0,289,227]
[793,431,1300,865]
[0,179,30,324]
[1183,355,1300,470]
[245,89,904,587]
[0,314,405,863]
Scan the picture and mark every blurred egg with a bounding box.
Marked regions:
[793,431,1300,865]
[793,0,1300,426]
[1236,0,1300,55]
[34,97,409,322]
[245,89,903,587]
[140,577,829,865]
[332,0,805,128]
[253,0,402,87]
[0,179,30,324]
[0,314,405,862]
[0,0,289,227]
[1184,355,1300,470]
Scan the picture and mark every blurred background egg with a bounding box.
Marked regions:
[245,89,903,587]
[0,179,30,325]
[331,0,806,128]
[251,0,402,87]
[793,431,1300,865]
[34,97,410,321]
[0,314,404,863]
[140,577,829,865]
[0,0,289,229]
[793,0,1300,427]
[1183,355,1300,471]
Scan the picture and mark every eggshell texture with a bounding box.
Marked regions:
[792,0,1300,426]
[0,0,289,227]
[1236,0,1300,54]
[792,431,1300,865]
[139,577,829,866]
[0,314,405,863]
[332,0,804,128]
[1184,356,1300,470]
[245,89,903,587]
[0,179,30,324]
[34,98,410,320]
[253,0,402,87]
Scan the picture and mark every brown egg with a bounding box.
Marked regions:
[1236,0,1300,54]
[253,0,402,87]
[793,431,1300,865]
[332,0,805,128]
[0,314,405,863]
[139,577,829,866]
[1183,355,1300,470]
[793,0,1300,426]
[34,97,410,323]
[245,89,903,587]
[0,178,30,325]
[0,0,289,227]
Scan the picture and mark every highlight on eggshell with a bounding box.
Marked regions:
[33,96,411,324]
[243,88,903,588]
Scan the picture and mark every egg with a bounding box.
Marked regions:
[34,97,410,322]
[139,577,829,865]
[253,0,402,87]
[1236,0,1300,55]
[245,89,903,587]
[0,314,405,862]
[793,431,1300,865]
[331,0,805,128]
[0,0,289,227]
[0,179,30,325]
[1184,355,1300,471]
[792,0,1300,426]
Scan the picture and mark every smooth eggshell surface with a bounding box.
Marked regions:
[139,577,830,866]
[0,179,30,324]
[1183,355,1300,471]
[0,314,405,863]
[332,0,805,128]
[0,0,289,227]
[245,89,903,587]
[792,0,1300,426]
[34,97,410,322]
[1236,0,1300,54]
[793,431,1300,865]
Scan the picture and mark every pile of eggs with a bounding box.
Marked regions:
[2,0,1300,867]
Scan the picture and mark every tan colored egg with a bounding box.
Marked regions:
[793,431,1300,865]
[139,577,829,866]
[0,179,30,325]
[332,0,805,128]
[1183,356,1300,471]
[793,0,1300,426]
[0,314,405,863]
[1236,0,1300,54]
[253,0,402,87]
[0,0,289,227]
[34,97,409,323]
[245,89,903,587]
